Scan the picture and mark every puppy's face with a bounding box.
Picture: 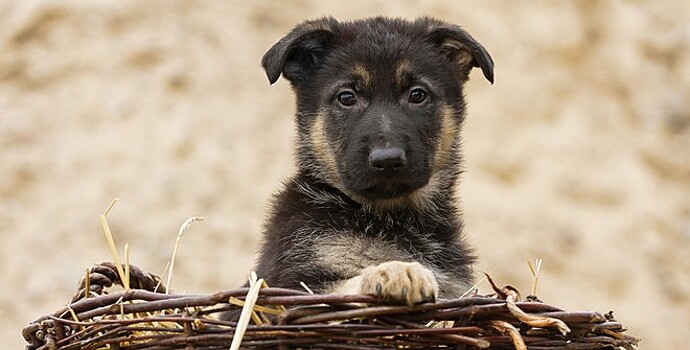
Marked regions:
[309,50,459,201]
[263,17,494,207]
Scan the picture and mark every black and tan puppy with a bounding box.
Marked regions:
[254,17,493,305]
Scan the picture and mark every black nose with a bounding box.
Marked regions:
[369,147,407,173]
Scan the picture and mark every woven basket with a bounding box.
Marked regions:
[22,262,639,349]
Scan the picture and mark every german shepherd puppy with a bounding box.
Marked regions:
[254,17,493,305]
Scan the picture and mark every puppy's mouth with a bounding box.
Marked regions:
[361,182,417,200]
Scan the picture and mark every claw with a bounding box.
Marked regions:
[375,283,382,296]
[430,292,436,303]
[420,287,427,300]
[401,286,408,300]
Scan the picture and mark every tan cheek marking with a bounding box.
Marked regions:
[433,104,460,170]
[309,114,342,187]
[408,172,441,210]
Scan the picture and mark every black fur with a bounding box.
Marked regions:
[251,17,492,300]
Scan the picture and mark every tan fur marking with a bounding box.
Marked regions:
[408,171,443,209]
[314,235,411,278]
[309,113,343,188]
[394,59,412,86]
[324,274,364,295]
[352,63,371,88]
[315,235,468,300]
[433,104,460,170]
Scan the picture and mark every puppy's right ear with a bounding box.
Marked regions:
[261,18,337,85]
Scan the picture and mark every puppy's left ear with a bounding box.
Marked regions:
[427,22,494,84]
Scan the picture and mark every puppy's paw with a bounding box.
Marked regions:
[359,261,438,305]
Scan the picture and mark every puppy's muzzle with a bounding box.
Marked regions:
[369,147,407,175]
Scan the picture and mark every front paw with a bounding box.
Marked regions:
[359,261,438,305]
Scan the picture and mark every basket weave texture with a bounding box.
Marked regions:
[22,262,639,350]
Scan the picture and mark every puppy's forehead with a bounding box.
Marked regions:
[326,21,443,88]
[326,60,420,95]
[336,17,431,48]
[335,56,435,92]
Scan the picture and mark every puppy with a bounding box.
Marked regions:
[254,17,493,305]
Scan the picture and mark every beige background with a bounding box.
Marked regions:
[2,0,689,348]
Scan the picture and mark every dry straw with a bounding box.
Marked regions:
[527,258,543,296]
[100,198,128,290]
[165,216,205,294]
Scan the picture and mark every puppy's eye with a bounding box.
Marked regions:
[337,91,357,106]
[408,88,427,104]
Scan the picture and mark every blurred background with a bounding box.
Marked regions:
[2,0,689,348]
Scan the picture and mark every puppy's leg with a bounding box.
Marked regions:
[330,261,439,305]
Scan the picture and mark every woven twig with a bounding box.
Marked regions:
[23,262,640,350]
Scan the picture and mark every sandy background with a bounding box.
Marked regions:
[2,0,689,348]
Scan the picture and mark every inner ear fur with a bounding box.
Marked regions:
[426,22,494,84]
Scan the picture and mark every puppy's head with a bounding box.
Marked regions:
[263,17,493,209]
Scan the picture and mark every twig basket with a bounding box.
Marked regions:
[22,262,639,349]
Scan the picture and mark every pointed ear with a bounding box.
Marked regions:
[261,18,337,85]
[427,22,494,84]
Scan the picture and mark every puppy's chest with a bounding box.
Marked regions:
[309,225,445,278]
